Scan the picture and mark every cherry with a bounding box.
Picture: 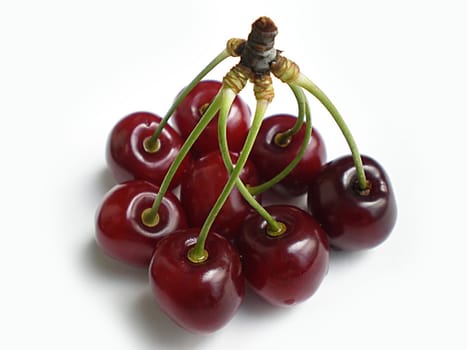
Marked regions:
[172,80,251,158]
[180,150,261,242]
[106,111,189,189]
[238,205,329,306]
[95,180,187,266]
[307,155,397,250]
[149,228,244,334]
[250,114,326,196]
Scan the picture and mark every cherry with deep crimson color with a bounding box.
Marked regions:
[238,205,329,306]
[106,111,189,189]
[149,228,244,334]
[180,150,261,242]
[95,180,187,267]
[250,114,326,196]
[172,80,251,158]
[307,155,397,250]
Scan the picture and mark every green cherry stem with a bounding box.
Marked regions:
[144,49,231,151]
[142,90,223,225]
[295,73,368,190]
[273,86,306,145]
[188,99,270,263]
[217,87,282,232]
[248,84,311,196]
[216,87,236,174]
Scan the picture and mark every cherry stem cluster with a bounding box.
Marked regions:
[142,17,369,264]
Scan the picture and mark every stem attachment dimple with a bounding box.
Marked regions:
[266,221,287,237]
[141,208,160,228]
[354,178,371,196]
[198,103,210,116]
[273,132,292,148]
[187,246,209,264]
[143,137,161,153]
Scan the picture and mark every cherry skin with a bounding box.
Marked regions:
[238,205,329,306]
[106,111,189,189]
[307,155,397,250]
[95,180,187,267]
[180,150,261,242]
[250,114,326,196]
[149,228,244,334]
[172,80,251,158]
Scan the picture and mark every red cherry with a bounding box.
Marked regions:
[95,180,187,266]
[307,155,397,250]
[172,80,251,158]
[250,114,326,196]
[106,111,189,189]
[149,228,244,334]
[238,205,329,306]
[180,151,261,242]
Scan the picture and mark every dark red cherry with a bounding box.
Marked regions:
[95,180,187,266]
[250,114,326,196]
[172,80,251,158]
[106,111,189,189]
[238,205,329,306]
[307,155,397,250]
[180,150,261,242]
[149,228,244,334]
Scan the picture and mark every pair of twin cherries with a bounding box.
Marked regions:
[95,17,397,334]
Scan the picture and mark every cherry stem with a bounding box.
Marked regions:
[189,99,270,262]
[217,87,282,232]
[248,84,311,196]
[274,90,305,145]
[142,91,223,225]
[145,49,230,151]
[295,73,368,190]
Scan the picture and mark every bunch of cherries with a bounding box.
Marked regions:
[95,17,397,334]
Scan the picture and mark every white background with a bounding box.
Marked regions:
[1,0,466,349]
